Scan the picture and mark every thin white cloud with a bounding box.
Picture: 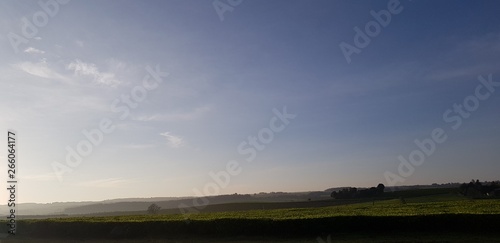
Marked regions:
[458,33,500,54]
[12,61,66,80]
[427,33,500,81]
[24,47,45,54]
[136,105,212,122]
[120,144,157,149]
[77,178,132,188]
[19,173,58,181]
[67,59,120,87]
[160,132,185,148]
[426,64,497,81]
[75,40,84,47]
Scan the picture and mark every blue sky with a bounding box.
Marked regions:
[1,0,499,203]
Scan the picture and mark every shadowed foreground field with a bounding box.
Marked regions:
[2,198,500,242]
[2,233,500,243]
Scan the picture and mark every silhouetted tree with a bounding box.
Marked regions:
[475,180,482,187]
[377,183,385,194]
[459,180,500,198]
[331,184,385,199]
[147,203,161,215]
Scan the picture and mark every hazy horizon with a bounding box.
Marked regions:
[1,0,500,203]
[1,182,467,206]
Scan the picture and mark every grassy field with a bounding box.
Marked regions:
[28,198,500,222]
[3,191,500,242]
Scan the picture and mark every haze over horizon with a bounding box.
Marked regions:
[1,0,500,204]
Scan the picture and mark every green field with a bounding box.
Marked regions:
[31,198,500,222]
[4,191,500,242]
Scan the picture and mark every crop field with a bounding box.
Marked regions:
[3,193,500,242]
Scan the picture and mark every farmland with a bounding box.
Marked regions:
[26,198,500,222]
[2,190,500,242]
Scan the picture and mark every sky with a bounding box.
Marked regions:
[0,0,499,203]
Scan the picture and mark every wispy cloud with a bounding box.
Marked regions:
[426,33,500,81]
[24,47,45,54]
[136,105,213,122]
[19,173,58,181]
[160,132,185,148]
[457,32,500,54]
[12,61,66,80]
[426,64,497,81]
[120,144,157,149]
[76,178,132,188]
[67,59,120,87]
[75,40,84,47]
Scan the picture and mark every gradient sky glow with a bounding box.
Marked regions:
[1,0,500,203]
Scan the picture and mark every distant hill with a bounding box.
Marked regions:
[64,194,250,214]
[0,197,190,216]
[325,183,461,193]
[1,183,463,217]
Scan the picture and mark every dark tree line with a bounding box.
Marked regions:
[331,183,385,199]
[459,180,500,197]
